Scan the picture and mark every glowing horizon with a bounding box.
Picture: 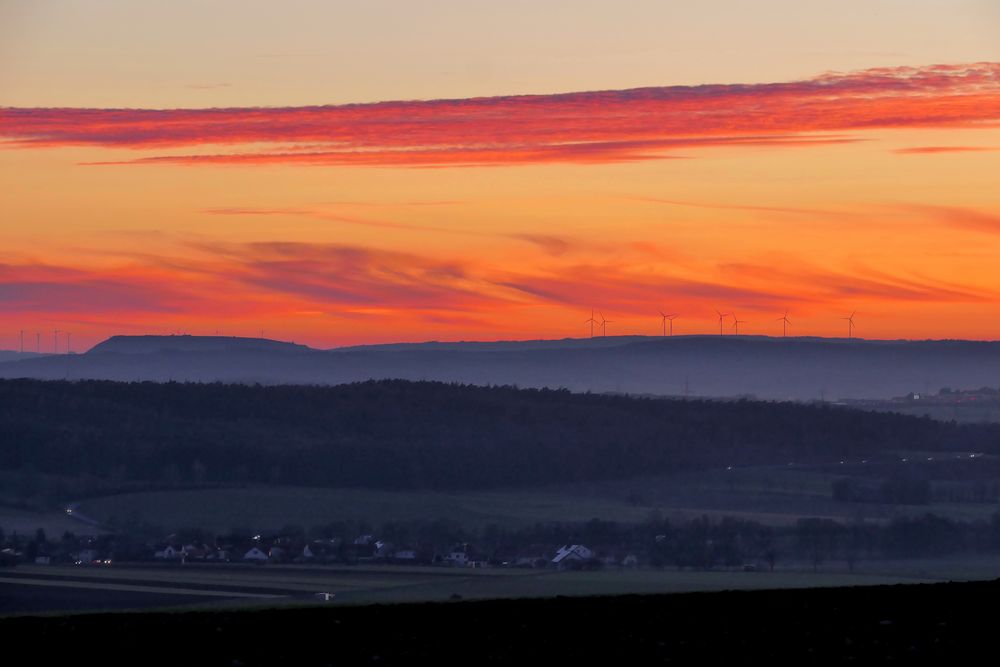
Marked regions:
[2,4,1000,352]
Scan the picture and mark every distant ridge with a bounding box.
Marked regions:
[89,334,311,355]
[333,335,653,352]
[0,351,47,363]
[330,334,980,352]
[3,333,1000,400]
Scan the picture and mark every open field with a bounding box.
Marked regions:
[565,464,1000,523]
[0,504,104,537]
[8,553,1000,617]
[5,578,1000,663]
[77,483,830,533]
[862,403,1000,424]
[73,461,1000,535]
[79,486,660,533]
[0,581,217,616]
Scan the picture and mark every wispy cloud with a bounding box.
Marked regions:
[493,262,804,312]
[192,241,496,311]
[2,62,997,167]
[901,204,1000,234]
[718,261,992,303]
[184,83,232,90]
[1,234,991,329]
[206,206,590,254]
[893,146,998,154]
[203,206,470,234]
[506,234,577,256]
[77,136,857,168]
[204,207,314,216]
[630,197,839,217]
[0,262,220,315]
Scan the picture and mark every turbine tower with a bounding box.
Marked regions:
[584,309,598,338]
[599,312,612,337]
[716,310,729,336]
[776,310,791,337]
[841,311,856,339]
[667,313,679,336]
[53,329,59,354]
[732,314,747,336]
[658,310,677,337]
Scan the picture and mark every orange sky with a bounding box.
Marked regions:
[2,4,1000,350]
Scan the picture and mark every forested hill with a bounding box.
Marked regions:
[2,379,999,491]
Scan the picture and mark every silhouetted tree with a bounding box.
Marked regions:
[795,518,842,572]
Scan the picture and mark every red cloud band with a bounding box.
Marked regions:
[1,63,998,167]
[1,235,989,326]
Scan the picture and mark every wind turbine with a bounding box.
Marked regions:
[658,310,678,337]
[731,314,747,336]
[599,312,612,337]
[716,310,729,336]
[584,309,598,338]
[53,329,59,354]
[776,310,791,337]
[841,311,856,339]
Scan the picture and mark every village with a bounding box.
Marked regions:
[4,528,641,572]
[5,507,999,575]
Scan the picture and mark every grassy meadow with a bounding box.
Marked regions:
[73,462,1000,535]
[1,559,971,616]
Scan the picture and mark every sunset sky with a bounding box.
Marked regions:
[2,1,1000,350]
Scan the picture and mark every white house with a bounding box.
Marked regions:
[243,547,268,562]
[551,544,593,568]
[444,543,471,566]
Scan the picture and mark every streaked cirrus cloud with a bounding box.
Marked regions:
[3,234,988,330]
[0,262,222,315]
[893,146,998,154]
[2,62,998,168]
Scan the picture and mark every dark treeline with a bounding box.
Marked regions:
[2,379,1000,492]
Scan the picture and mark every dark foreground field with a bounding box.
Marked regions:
[0,581,213,615]
[3,579,997,664]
